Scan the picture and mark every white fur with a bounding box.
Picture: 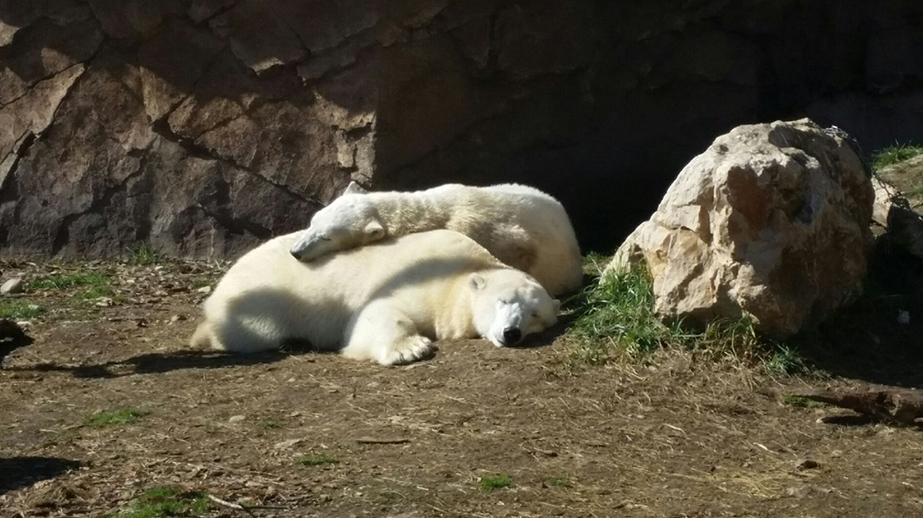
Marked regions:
[289,182,583,295]
[191,230,560,366]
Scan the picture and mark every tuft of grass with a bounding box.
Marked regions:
[763,345,809,376]
[29,272,110,291]
[565,266,803,371]
[479,473,513,492]
[127,244,162,266]
[115,486,209,518]
[782,395,827,409]
[0,300,45,319]
[29,272,114,300]
[566,266,666,363]
[296,453,338,467]
[872,143,923,170]
[581,251,612,275]
[86,408,146,428]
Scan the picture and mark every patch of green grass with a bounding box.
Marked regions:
[566,266,666,362]
[86,408,146,428]
[115,486,209,518]
[29,272,114,300]
[29,271,110,290]
[296,453,338,466]
[565,266,801,371]
[79,284,116,300]
[0,300,45,319]
[872,143,923,170]
[763,345,809,376]
[479,473,513,492]
[782,395,827,409]
[127,243,162,266]
[545,475,571,488]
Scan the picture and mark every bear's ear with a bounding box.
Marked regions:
[469,273,486,291]
[364,220,385,239]
[343,181,368,196]
[552,299,562,313]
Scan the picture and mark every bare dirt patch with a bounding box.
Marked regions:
[1,258,922,517]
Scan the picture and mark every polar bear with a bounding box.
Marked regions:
[288,182,583,296]
[190,229,561,365]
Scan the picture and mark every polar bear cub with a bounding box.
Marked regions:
[289,182,583,296]
[191,230,560,365]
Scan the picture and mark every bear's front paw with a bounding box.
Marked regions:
[380,336,435,366]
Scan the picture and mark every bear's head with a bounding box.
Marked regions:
[290,182,386,261]
[469,269,560,347]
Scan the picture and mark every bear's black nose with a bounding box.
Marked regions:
[502,327,522,345]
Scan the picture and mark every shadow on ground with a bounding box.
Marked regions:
[0,457,82,494]
[5,349,304,379]
[795,242,923,389]
[7,326,567,378]
[1,320,33,365]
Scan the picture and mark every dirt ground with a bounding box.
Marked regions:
[1,257,922,517]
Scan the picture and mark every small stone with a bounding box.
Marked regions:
[897,310,911,325]
[169,314,186,323]
[796,459,820,471]
[228,415,246,423]
[196,285,212,295]
[1,277,23,295]
[274,438,303,450]
[94,297,114,307]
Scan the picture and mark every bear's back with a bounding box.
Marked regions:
[211,229,502,308]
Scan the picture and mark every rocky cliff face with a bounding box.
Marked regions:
[1,0,921,258]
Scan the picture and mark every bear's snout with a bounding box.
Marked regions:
[502,327,522,345]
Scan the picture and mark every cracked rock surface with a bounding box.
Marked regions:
[1,0,922,258]
[608,119,875,337]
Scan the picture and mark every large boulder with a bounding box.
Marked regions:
[607,119,875,337]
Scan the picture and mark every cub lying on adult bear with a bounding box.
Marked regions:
[289,182,583,296]
[191,230,560,366]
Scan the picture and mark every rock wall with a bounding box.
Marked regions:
[1,0,922,258]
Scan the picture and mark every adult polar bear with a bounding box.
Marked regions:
[191,230,560,365]
[289,183,584,296]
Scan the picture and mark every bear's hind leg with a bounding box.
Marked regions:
[342,301,435,366]
[486,223,537,273]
